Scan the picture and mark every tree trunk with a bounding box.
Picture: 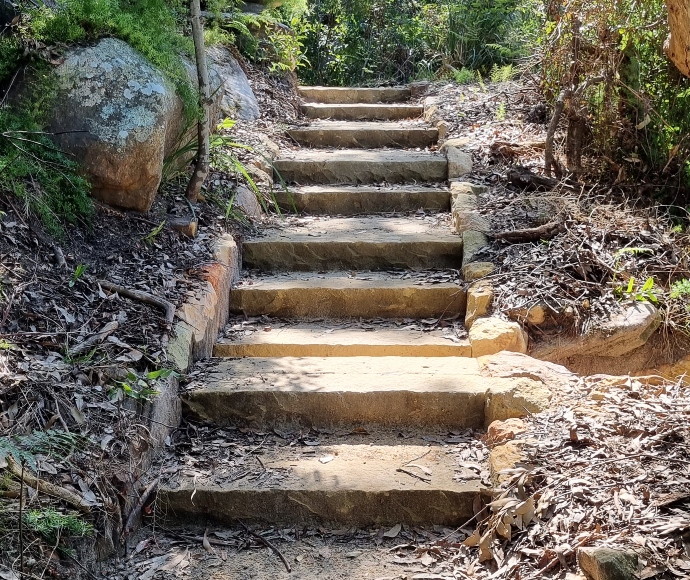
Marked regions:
[665,0,690,78]
[186,0,210,202]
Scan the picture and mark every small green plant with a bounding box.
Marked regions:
[615,276,659,304]
[110,368,179,403]
[496,101,507,121]
[670,279,690,300]
[476,70,487,92]
[23,508,93,545]
[69,264,87,287]
[453,67,476,85]
[142,220,166,245]
[490,63,514,83]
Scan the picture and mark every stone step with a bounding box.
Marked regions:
[273,150,447,185]
[288,121,438,148]
[229,272,467,318]
[183,356,492,429]
[302,103,423,121]
[298,85,411,104]
[275,185,450,215]
[243,216,462,272]
[160,429,487,527]
[214,322,471,358]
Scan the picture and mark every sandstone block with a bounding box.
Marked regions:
[485,377,551,423]
[488,441,524,485]
[463,230,489,263]
[450,181,490,196]
[409,80,430,98]
[436,120,449,140]
[462,261,494,280]
[486,418,527,447]
[465,284,493,328]
[506,303,547,325]
[531,302,661,360]
[446,147,473,178]
[477,351,577,392]
[578,548,638,580]
[470,317,528,357]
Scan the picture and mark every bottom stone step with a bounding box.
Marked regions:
[160,429,489,527]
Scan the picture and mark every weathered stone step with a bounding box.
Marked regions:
[299,85,411,104]
[229,272,466,318]
[160,432,486,526]
[243,216,462,272]
[302,103,423,121]
[288,121,438,148]
[275,185,450,214]
[183,356,493,428]
[214,323,471,358]
[273,150,447,185]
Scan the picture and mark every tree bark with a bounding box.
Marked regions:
[665,0,690,78]
[186,0,210,202]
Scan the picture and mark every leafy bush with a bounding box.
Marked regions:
[286,0,540,86]
[542,0,690,197]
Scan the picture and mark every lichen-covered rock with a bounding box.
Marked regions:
[486,377,551,423]
[47,38,258,213]
[578,547,639,580]
[49,38,180,211]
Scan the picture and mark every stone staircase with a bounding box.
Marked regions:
[159,86,519,528]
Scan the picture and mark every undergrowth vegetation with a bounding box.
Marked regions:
[541,0,690,198]
[283,0,540,85]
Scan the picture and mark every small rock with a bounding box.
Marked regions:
[578,547,639,580]
[423,104,439,122]
[465,284,493,329]
[506,303,548,325]
[232,185,264,220]
[168,215,198,238]
[486,417,527,447]
[462,261,494,281]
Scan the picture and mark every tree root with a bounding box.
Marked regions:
[98,280,175,325]
[493,220,564,243]
[7,455,92,513]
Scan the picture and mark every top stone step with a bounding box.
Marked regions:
[299,86,411,104]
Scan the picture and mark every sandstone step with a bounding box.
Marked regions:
[299,85,411,104]
[288,121,438,148]
[160,431,486,526]
[243,216,462,272]
[276,185,450,214]
[214,323,471,358]
[274,150,447,185]
[302,103,423,121]
[183,356,489,428]
[229,272,467,318]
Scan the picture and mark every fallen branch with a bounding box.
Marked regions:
[239,519,291,573]
[7,455,91,512]
[122,477,160,537]
[396,467,431,483]
[68,320,119,357]
[492,220,564,243]
[98,280,175,325]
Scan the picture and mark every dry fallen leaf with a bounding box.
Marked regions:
[383,523,402,538]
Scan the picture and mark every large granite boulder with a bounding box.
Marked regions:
[47,38,259,212]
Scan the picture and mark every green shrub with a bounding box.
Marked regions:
[286,0,540,86]
[453,67,476,84]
